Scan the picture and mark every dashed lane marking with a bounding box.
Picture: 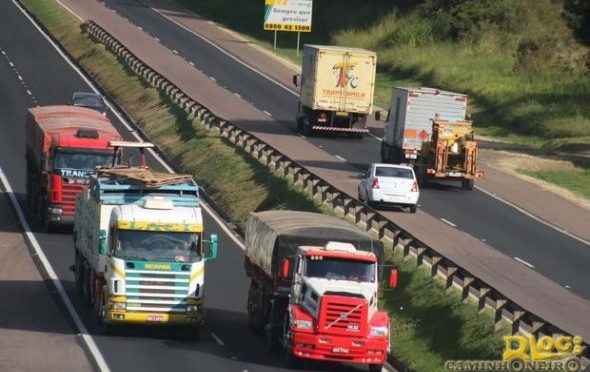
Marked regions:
[513,256,535,269]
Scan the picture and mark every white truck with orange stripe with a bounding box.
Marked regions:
[73,159,217,334]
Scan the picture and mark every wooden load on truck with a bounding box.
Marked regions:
[244,211,396,372]
[293,45,377,138]
[25,105,121,228]
[379,87,483,189]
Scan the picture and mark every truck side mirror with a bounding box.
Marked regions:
[98,229,108,255]
[375,111,381,121]
[292,74,298,87]
[205,234,218,260]
[281,258,290,279]
[388,268,398,289]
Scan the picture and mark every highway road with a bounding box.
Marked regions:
[0,1,375,371]
[97,0,590,300]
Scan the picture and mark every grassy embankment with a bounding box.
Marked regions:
[177,0,590,201]
[21,0,508,370]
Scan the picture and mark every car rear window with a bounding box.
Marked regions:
[375,167,413,179]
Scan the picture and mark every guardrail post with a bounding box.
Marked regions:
[430,255,442,277]
[415,247,427,266]
[445,266,458,291]
[478,287,491,312]
[511,310,525,334]
[531,320,546,337]
[494,299,508,331]
[461,276,475,301]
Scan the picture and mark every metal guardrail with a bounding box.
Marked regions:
[81,20,589,365]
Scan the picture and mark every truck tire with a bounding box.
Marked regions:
[380,142,388,163]
[75,251,84,296]
[247,280,265,334]
[296,116,304,132]
[303,118,313,137]
[82,266,93,309]
[282,315,301,368]
[368,363,384,372]
[462,179,474,190]
[267,326,281,353]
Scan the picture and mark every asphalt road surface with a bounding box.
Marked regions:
[94,0,590,300]
[0,1,377,371]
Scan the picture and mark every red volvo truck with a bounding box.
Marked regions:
[25,105,122,228]
[244,210,397,372]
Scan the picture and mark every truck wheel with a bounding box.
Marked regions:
[409,205,417,213]
[82,266,93,309]
[368,363,384,372]
[97,291,116,335]
[296,117,304,132]
[284,349,301,369]
[75,252,83,296]
[303,118,313,137]
[38,195,47,227]
[247,280,265,334]
[462,179,474,190]
[267,326,281,353]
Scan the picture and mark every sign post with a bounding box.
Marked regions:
[264,0,312,57]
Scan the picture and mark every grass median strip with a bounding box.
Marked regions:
[20,0,509,370]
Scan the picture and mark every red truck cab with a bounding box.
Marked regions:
[25,105,121,228]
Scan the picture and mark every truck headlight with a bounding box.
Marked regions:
[294,319,312,330]
[187,305,199,313]
[48,207,63,215]
[111,302,126,310]
[370,326,388,337]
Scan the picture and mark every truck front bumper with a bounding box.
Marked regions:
[106,311,204,327]
[290,332,388,365]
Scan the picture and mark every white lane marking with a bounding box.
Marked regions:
[0,168,111,372]
[188,61,195,67]
[17,75,22,81]
[335,155,346,162]
[26,89,32,96]
[440,218,457,227]
[147,6,299,97]
[9,61,14,67]
[210,76,216,82]
[298,134,306,139]
[233,92,241,98]
[138,26,143,31]
[564,285,571,289]
[210,332,225,346]
[54,0,83,21]
[475,186,590,246]
[262,110,272,117]
[155,37,160,42]
[513,256,535,269]
[172,49,179,55]
[368,132,382,142]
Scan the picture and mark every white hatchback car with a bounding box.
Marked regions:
[358,163,419,212]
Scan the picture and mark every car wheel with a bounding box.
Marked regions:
[409,205,417,213]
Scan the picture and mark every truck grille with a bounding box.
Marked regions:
[125,270,191,313]
[61,183,86,216]
[318,295,368,336]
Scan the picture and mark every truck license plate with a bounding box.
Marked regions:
[332,347,349,354]
[147,314,164,322]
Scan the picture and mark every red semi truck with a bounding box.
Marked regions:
[25,105,121,228]
[244,211,397,371]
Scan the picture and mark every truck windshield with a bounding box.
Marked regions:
[305,257,375,282]
[114,230,202,263]
[54,148,112,170]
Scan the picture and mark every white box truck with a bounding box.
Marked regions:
[379,87,483,189]
[293,45,377,138]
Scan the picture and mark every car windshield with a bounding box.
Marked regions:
[114,230,202,263]
[375,167,413,179]
[73,94,105,112]
[54,148,113,170]
[305,257,375,282]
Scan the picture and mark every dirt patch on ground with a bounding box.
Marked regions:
[480,148,590,211]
